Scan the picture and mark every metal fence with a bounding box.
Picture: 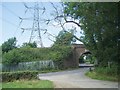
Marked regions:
[2,60,55,72]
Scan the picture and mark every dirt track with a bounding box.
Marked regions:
[38,68,118,88]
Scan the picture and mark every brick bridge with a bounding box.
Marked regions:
[63,44,91,68]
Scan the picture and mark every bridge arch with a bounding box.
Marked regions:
[72,44,91,66]
[59,44,93,69]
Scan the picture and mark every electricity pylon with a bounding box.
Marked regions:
[21,2,45,47]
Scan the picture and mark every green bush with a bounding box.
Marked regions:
[2,47,50,65]
[2,46,72,65]
[95,66,118,77]
[86,63,118,81]
[1,71,39,82]
[79,55,84,63]
[51,46,72,60]
[51,46,73,69]
[2,49,22,65]
[86,71,118,82]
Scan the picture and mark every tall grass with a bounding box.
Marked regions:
[86,66,118,81]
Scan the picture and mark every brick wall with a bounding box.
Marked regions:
[62,44,86,69]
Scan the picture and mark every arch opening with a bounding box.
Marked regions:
[78,51,95,67]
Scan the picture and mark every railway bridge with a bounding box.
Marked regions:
[63,44,92,68]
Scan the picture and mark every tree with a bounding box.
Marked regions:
[2,49,21,65]
[2,37,17,53]
[64,2,118,66]
[53,30,75,47]
[22,42,37,48]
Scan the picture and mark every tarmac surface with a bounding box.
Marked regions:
[38,68,118,88]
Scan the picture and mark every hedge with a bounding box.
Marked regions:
[1,71,39,82]
[2,46,72,66]
[2,47,51,65]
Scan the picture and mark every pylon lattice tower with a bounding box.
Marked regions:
[21,2,45,47]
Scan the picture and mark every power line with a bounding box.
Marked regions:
[2,4,30,37]
[1,17,18,27]
[2,4,22,36]
[2,2,47,47]
[2,4,21,18]
[1,17,23,40]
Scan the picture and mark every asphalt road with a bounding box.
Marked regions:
[38,68,118,88]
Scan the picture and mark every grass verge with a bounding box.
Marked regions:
[85,71,118,82]
[2,80,54,88]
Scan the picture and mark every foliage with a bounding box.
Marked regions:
[53,30,74,47]
[85,54,95,64]
[22,41,37,48]
[2,37,17,53]
[51,45,72,61]
[86,72,118,82]
[95,65,118,77]
[49,30,74,69]
[2,47,50,65]
[64,2,118,66]
[2,31,73,69]
[79,55,84,63]
[2,46,72,69]
[2,49,21,65]
[1,71,39,82]
[2,80,54,88]
[0,46,2,63]
[86,66,118,81]
[79,54,95,64]
[51,45,73,69]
